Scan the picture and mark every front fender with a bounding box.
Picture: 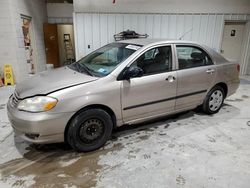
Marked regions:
[47,79,122,124]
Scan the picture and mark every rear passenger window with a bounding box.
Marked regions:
[176,46,213,70]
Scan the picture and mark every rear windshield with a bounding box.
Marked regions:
[68,43,141,77]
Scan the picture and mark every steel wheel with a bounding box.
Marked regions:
[209,90,223,111]
[79,118,104,144]
[67,108,113,152]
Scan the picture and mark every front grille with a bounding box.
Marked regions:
[11,91,20,108]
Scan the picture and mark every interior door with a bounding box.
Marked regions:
[43,23,60,68]
[121,45,177,123]
[221,22,245,63]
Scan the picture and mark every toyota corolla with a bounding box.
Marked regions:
[7,39,240,152]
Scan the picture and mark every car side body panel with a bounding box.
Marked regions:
[48,76,123,125]
[121,71,177,123]
[175,65,216,110]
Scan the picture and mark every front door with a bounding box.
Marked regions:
[43,23,60,68]
[121,45,177,123]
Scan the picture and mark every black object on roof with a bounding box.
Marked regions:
[114,30,148,41]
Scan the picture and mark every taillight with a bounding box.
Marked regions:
[237,64,240,72]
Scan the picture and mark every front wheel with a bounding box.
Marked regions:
[67,109,113,152]
[202,86,225,114]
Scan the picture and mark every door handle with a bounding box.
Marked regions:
[206,69,215,74]
[165,75,175,82]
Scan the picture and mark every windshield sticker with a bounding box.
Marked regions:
[98,68,108,74]
[125,44,141,51]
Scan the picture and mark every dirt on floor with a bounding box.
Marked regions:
[0,143,123,188]
[0,78,250,188]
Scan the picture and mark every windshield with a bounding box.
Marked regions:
[68,43,141,77]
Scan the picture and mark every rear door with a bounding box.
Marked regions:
[175,45,216,110]
[121,45,177,123]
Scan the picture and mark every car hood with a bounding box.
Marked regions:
[15,67,98,99]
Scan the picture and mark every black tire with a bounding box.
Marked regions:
[67,108,113,152]
[202,86,225,114]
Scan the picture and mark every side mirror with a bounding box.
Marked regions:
[123,67,144,80]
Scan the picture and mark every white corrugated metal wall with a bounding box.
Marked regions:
[74,13,250,75]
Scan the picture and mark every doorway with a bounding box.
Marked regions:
[57,24,75,66]
[221,22,246,64]
[43,23,75,68]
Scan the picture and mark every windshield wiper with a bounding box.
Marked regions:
[72,62,93,76]
[80,64,94,76]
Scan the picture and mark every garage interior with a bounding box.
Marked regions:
[0,0,250,187]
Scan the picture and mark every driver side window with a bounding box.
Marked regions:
[130,46,172,75]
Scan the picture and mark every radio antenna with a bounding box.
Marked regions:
[179,28,193,40]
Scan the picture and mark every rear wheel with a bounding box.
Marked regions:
[67,109,113,152]
[202,86,225,114]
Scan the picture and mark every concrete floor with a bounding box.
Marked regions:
[0,77,250,188]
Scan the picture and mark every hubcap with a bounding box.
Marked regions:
[209,90,223,111]
[79,118,104,144]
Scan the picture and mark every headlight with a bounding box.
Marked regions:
[17,96,58,112]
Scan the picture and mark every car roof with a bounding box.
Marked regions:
[118,38,200,46]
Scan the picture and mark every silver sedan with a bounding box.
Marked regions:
[7,39,240,152]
